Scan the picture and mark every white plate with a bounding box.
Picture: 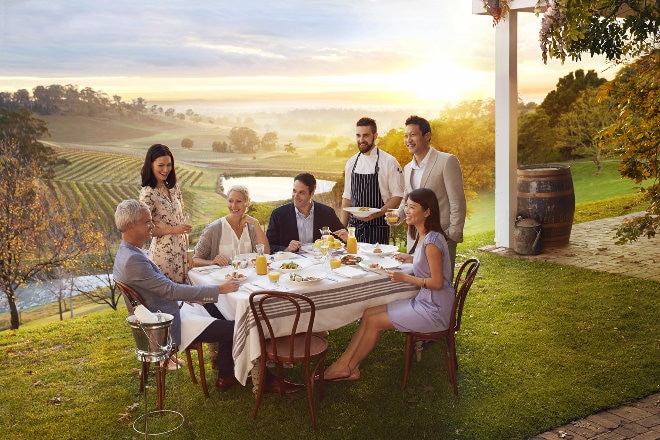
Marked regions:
[300,243,316,253]
[343,206,381,218]
[209,268,251,283]
[270,259,313,273]
[333,266,368,279]
[273,251,300,261]
[286,269,327,284]
[359,257,401,271]
[359,243,399,256]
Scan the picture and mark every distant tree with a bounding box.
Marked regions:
[599,50,660,242]
[12,89,30,109]
[181,137,194,149]
[176,113,185,120]
[37,268,75,321]
[80,241,122,311]
[247,203,275,227]
[0,140,103,329]
[212,140,229,152]
[432,115,494,200]
[539,69,606,126]
[283,141,296,154]
[555,87,614,174]
[0,108,63,177]
[377,128,407,166]
[518,107,558,164]
[131,97,147,120]
[261,131,278,151]
[229,127,259,153]
[164,108,175,117]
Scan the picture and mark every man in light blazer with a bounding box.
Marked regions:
[396,115,466,269]
[267,173,347,253]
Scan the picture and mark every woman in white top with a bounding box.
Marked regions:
[193,185,270,267]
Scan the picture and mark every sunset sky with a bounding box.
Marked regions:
[0,0,617,110]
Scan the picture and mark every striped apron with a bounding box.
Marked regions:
[349,149,389,244]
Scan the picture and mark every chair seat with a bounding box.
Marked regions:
[408,329,449,340]
[266,334,329,362]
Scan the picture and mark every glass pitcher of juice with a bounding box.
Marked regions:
[255,244,268,275]
[346,226,358,254]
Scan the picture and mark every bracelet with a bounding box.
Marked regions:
[422,278,426,289]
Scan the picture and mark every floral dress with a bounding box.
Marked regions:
[139,184,189,284]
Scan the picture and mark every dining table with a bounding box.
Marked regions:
[186,244,418,385]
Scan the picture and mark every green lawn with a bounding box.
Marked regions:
[1,231,657,439]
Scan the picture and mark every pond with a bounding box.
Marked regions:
[221,176,337,202]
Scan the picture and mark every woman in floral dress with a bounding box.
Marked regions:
[139,144,192,284]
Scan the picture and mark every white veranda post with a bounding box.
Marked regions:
[472,0,545,248]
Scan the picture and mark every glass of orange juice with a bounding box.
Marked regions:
[329,257,341,269]
[386,208,399,225]
[267,270,281,285]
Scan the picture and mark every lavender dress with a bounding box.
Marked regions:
[387,231,455,333]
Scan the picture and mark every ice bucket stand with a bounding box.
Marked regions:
[127,315,184,437]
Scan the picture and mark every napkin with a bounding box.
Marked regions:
[133,304,159,323]
[334,266,367,279]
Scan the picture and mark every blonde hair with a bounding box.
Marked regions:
[227,185,251,206]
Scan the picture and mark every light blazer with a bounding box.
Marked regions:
[266,201,345,253]
[403,147,466,247]
[113,241,220,346]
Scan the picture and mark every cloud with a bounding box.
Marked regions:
[0,0,614,106]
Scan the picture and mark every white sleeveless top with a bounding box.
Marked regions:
[218,217,253,259]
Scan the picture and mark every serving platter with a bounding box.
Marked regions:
[270,259,313,273]
[286,269,327,284]
[209,268,251,283]
[343,206,380,218]
[359,243,399,256]
[358,257,401,271]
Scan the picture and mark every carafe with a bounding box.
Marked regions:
[255,244,268,275]
[346,226,358,254]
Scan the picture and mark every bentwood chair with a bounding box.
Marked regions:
[116,281,209,402]
[400,258,480,395]
[249,291,328,430]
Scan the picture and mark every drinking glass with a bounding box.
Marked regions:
[267,270,281,285]
[386,209,399,246]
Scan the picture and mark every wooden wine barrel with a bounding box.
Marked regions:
[517,164,575,247]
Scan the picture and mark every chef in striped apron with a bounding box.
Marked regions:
[341,117,404,244]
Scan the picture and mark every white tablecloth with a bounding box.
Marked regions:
[188,255,417,384]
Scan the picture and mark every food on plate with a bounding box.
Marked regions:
[369,263,382,269]
[225,271,246,280]
[341,255,362,265]
[358,206,370,211]
[279,261,300,270]
[289,273,320,282]
[372,244,382,254]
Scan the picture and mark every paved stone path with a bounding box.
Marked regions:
[480,213,660,282]
[479,213,660,439]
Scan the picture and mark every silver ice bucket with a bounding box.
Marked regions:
[126,313,174,362]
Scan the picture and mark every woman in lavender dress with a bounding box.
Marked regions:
[324,188,454,381]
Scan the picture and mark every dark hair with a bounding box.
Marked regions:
[356,117,377,134]
[405,115,431,137]
[294,172,316,193]
[141,144,177,188]
[406,188,445,240]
